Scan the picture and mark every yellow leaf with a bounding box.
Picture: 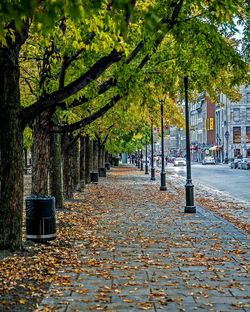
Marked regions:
[19,299,27,304]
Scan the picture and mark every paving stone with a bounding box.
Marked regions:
[212,303,247,312]
[35,166,250,311]
[179,266,209,272]
[66,301,110,311]
[195,296,248,305]
[229,287,250,297]
[37,305,67,312]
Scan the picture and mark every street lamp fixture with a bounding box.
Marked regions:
[151,121,156,180]
[184,76,196,213]
[160,99,167,191]
[145,139,149,174]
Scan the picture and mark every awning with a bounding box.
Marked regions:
[209,145,218,151]
[209,145,223,151]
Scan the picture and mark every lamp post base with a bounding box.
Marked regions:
[184,206,196,213]
[160,172,167,191]
[151,168,155,180]
[185,180,196,213]
[145,165,149,174]
[160,186,167,191]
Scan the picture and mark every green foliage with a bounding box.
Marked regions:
[3,0,250,153]
[23,127,32,149]
[241,4,250,63]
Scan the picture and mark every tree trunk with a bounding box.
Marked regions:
[85,135,92,184]
[98,144,102,169]
[24,148,28,167]
[72,137,80,191]
[62,134,74,199]
[105,151,109,163]
[93,139,99,172]
[50,133,64,209]
[79,136,85,190]
[62,134,80,198]
[31,111,51,195]
[102,147,106,167]
[0,46,23,250]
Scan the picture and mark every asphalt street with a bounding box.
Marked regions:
[167,163,250,203]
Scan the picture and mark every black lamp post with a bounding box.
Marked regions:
[225,130,229,163]
[160,99,167,191]
[140,149,144,171]
[145,139,149,174]
[184,76,196,213]
[150,121,156,180]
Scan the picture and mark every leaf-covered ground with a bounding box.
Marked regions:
[0,166,249,311]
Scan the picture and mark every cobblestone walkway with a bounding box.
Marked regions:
[37,166,250,312]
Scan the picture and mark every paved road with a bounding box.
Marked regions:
[167,163,250,203]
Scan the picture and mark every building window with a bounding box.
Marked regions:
[233,108,240,122]
[233,127,241,143]
[246,127,250,144]
[234,149,241,158]
[247,92,250,103]
[246,108,250,121]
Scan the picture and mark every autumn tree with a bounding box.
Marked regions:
[0,0,249,250]
[0,1,133,250]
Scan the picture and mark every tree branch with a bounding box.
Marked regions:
[50,1,186,134]
[100,125,114,148]
[22,0,185,127]
[24,78,35,95]
[52,95,121,133]
[138,0,184,69]
[69,78,117,108]
[22,49,122,126]
[63,131,83,153]
[59,32,95,88]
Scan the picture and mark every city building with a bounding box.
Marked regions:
[189,93,216,161]
[167,127,186,157]
[217,85,250,160]
[166,85,250,162]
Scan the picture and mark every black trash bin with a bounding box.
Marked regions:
[90,172,98,183]
[26,196,56,243]
[113,158,119,166]
[99,168,107,177]
[105,163,111,170]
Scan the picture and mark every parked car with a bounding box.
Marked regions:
[202,156,216,165]
[142,157,150,164]
[229,158,241,169]
[237,159,245,169]
[168,157,176,163]
[239,158,250,170]
[173,157,186,166]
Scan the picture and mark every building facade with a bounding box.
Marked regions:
[189,93,216,161]
[167,85,250,162]
[217,85,250,160]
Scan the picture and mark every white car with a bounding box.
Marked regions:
[202,156,216,165]
[173,157,186,166]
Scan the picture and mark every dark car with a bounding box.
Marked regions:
[229,158,241,169]
[239,158,250,170]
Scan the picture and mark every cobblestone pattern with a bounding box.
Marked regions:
[36,166,250,312]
